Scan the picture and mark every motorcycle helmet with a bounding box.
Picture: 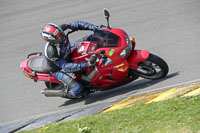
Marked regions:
[41,23,65,44]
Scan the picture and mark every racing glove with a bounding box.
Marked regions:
[86,54,98,68]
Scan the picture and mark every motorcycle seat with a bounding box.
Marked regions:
[28,56,50,74]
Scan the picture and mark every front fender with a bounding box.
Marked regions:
[127,50,150,69]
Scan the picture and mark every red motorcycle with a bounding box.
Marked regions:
[20,9,168,98]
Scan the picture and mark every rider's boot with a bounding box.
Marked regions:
[78,88,90,98]
[63,76,89,99]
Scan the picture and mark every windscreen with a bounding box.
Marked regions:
[87,30,119,54]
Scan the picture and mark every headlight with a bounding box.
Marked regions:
[125,34,133,50]
[120,47,131,58]
[120,49,127,58]
[120,34,132,59]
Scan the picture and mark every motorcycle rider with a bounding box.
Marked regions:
[40,21,100,98]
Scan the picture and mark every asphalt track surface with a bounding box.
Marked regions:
[0,0,200,128]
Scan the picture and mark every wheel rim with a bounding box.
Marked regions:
[46,82,63,90]
[138,60,163,79]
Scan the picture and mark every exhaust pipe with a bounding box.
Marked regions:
[41,89,67,98]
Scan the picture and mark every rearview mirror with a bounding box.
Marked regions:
[103,8,110,18]
[103,8,111,29]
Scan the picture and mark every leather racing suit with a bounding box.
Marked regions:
[43,21,97,98]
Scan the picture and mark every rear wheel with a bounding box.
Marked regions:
[137,53,168,79]
[45,82,64,90]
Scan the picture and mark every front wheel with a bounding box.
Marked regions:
[137,53,169,79]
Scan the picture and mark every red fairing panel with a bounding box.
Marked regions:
[20,57,61,83]
[127,50,150,69]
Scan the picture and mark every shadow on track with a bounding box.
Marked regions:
[59,72,179,107]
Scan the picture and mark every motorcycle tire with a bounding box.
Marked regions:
[45,82,64,90]
[137,53,169,79]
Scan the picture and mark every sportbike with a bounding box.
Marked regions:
[20,9,169,99]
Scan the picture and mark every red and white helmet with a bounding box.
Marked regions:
[40,23,65,44]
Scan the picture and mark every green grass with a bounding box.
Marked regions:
[20,96,200,133]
